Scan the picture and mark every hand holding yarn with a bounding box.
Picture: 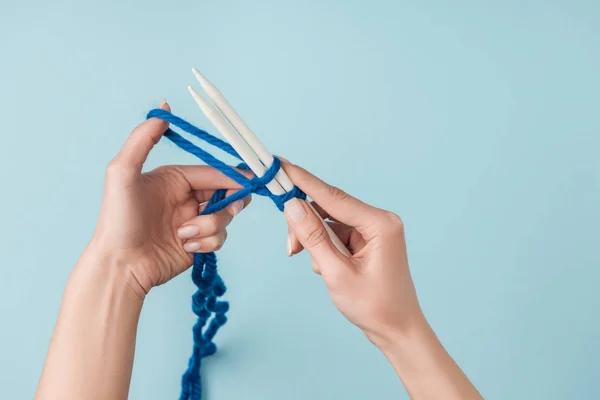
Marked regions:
[282,160,423,347]
[37,103,482,400]
[90,101,250,299]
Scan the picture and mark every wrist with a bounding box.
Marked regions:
[375,317,483,399]
[373,316,483,399]
[377,317,435,358]
[74,238,149,302]
[365,311,430,352]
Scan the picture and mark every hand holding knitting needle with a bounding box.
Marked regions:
[37,99,482,400]
[281,160,483,400]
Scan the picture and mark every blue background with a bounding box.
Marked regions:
[1,0,599,398]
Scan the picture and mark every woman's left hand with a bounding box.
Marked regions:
[88,100,250,300]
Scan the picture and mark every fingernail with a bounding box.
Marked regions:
[178,225,200,239]
[159,99,168,109]
[183,241,201,252]
[287,234,292,257]
[230,200,245,216]
[284,198,307,223]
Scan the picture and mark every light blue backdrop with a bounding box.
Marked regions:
[1,0,599,399]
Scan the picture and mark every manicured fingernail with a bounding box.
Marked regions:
[284,198,307,223]
[178,225,200,239]
[159,98,167,108]
[230,200,245,216]
[183,241,201,252]
[287,234,292,257]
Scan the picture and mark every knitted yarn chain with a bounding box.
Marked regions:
[146,109,306,400]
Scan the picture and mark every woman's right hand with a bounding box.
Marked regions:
[281,160,423,347]
[282,160,482,399]
[282,160,483,399]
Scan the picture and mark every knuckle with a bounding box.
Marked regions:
[105,159,128,178]
[327,185,349,201]
[152,165,170,175]
[204,236,219,251]
[153,165,184,180]
[382,211,404,234]
[211,231,227,251]
[206,214,220,228]
[303,223,328,249]
[199,221,218,237]
[132,126,158,146]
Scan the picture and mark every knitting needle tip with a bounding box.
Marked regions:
[192,67,208,87]
[188,85,217,118]
[192,67,220,98]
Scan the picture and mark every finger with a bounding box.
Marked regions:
[289,222,353,256]
[287,226,296,257]
[284,198,351,273]
[223,189,252,217]
[281,160,385,228]
[193,188,252,215]
[180,165,254,191]
[177,210,234,240]
[114,100,171,172]
[182,231,227,253]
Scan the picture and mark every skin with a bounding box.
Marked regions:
[35,100,482,399]
[282,167,483,399]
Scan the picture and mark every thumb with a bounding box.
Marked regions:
[113,99,171,175]
[284,198,347,270]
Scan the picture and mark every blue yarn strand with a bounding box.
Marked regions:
[146,109,306,400]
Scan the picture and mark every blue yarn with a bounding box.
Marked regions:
[146,108,306,400]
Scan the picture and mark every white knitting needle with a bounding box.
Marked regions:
[188,86,287,197]
[189,70,351,257]
[192,68,294,192]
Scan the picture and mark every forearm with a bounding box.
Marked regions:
[377,318,483,400]
[36,245,143,400]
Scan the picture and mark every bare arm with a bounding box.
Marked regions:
[35,248,142,399]
[378,319,482,399]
